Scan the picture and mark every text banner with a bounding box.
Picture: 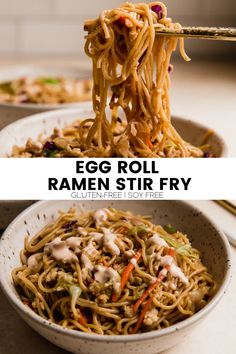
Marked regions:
[0,158,235,200]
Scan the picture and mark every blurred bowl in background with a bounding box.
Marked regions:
[0,65,92,130]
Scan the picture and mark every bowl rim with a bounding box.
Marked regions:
[0,64,91,110]
[0,200,232,343]
[0,100,91,111]
[0,104,228,158]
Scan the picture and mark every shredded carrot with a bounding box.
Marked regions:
[168,247,175,258]
[133,278,160,314]
[112,292,118,302]
[78,312,88,327]
[132,295,155,334]
[133,248,175,313]
[120,249,142,291]
[146,137,153,149]
[112,249,142,302]
[119,16,126,25]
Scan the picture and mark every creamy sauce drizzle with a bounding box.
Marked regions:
[94,265,120,293]
[81,253,93,271]
[160,255,189,285]
[27,253,42,271]
[130,258,137,266]
[102,227,120,256]
[90,232,103,244]
[83,242,99,259]
[44,237,79,264]
[169,263,189,285]
[148,233,169,248]
[66,237,82,253]
[93,209,109,226]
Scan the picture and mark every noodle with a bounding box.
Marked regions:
[12,2,205,158]
[13,207,216,335]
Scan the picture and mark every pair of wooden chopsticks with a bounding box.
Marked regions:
[154,26,236,41]
[84,22,236,41]
[214,200,236,216]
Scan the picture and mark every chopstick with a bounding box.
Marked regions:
[85,21,236,41]
[214,200,236,216]
[154,26,236,41]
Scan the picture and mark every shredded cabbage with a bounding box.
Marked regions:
[161,235,199,259]
[57,273,82,308]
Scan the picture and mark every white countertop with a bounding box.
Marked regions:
[170,58,236,157]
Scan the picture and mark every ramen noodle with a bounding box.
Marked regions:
[12,2,206,158]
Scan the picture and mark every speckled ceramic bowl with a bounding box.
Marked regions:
[0,65,91,130]
[0,103,228,157]
[0,200,231,354]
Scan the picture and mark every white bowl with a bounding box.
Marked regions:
[0,103,228,157]
[0,200,231,354]
[0,65,91,130]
